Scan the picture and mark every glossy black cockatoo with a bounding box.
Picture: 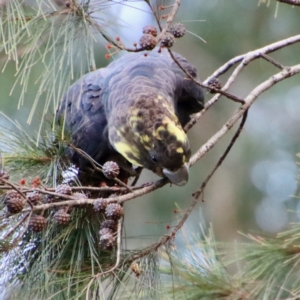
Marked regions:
[57,50,204,186]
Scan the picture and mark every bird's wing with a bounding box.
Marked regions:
[57,68,113,167]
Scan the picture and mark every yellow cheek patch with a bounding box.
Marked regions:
[113,141,142,166]
[140,135,151,150]
[135,134,151,151]
[176,147,184,153]
[163,118,187,144]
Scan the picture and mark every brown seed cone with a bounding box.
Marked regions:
[6,197,24,214]
[142,25,158,37]
[4,190,22,202]
[99,227,113,236]
[160,33,175,48]
[101,219,117,231]
[26,191,41,205]
[169,23,186,38]
[55,184,72,195]
[93,198,108,212]
[208,78,222,92]
[102,161,120,179]
[29,215,47,232]
[139,34,157,50]
[105,203,124,220]
[99,228,115,249]
[53,209,71,225]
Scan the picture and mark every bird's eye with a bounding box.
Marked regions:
[151,156,158,163]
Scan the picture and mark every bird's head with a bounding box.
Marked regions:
[147,117,191,186]
[109,99,191,186]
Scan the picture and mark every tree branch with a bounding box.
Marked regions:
[21,178,168,212]
[156,0,181,44]
[205,34,300,82]
[277,0,300,6]
[193,110,248,199]
[85,217,123,298]
[190,64,300,166]
[185,34,300,131]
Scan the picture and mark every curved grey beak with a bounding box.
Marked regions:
[163,164,189,186]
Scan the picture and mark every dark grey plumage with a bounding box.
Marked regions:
[57,50,204,185]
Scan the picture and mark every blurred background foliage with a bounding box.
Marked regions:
[0,0,300,258]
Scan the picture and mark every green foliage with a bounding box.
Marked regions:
[161,227,236,300]
[1,209,162,299]
[0,0,112,141]
[160,224,300,300]
[4,209,99,299]
[0,112,70,185]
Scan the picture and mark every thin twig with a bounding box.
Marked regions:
[184,94,219,132]
[168,49,244,129]
[97,217,122,277]
[156,0,181,44]
[6,211,33,250]
[261,54,285,70]
[2,179,27,199]
[85,217,123,299]
[145,0,163,31]
[68,144,133,192]
[193,110,248,199]
[208,90,245,104]
[3,213,30,239]
[168,48,245,105]
[0,185,139,193]
[130,167,143,187]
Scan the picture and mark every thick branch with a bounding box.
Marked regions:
[205,34,300,82]
[22,178,168,212]
[190,65,300,166]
